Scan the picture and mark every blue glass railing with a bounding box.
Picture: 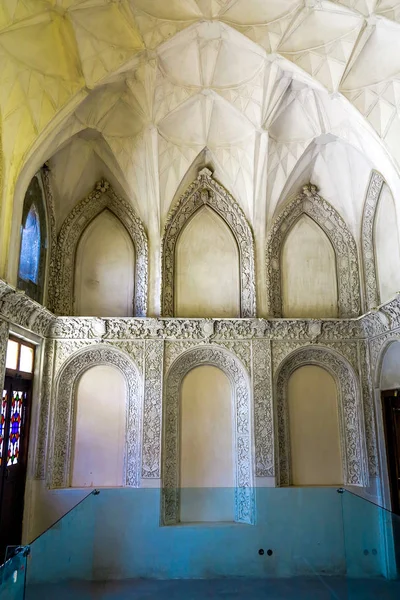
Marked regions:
[0,487,398,598]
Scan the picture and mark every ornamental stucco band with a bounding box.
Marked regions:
[361,171,385,310]
[51,180,148,317]
[266,184,361,318]
[49,345,142,489]
[274,347,367,487]
[161,168,256,318]
[162,345,254,525]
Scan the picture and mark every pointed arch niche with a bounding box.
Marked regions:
[49,345,142,489]
[51,180,148,317]
[161,169,256,318]
[362,171,400,308]
[162,346,254,526]
[274,347,367,487]
[266,184,361,318]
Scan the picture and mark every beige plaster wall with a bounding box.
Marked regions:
[180,365,234,522]
[175,206,240,318]
[74,210,135,317]
[380,341,400,390]
[375,183,400,304]
[71,365,126,488]
[288,365,343,486]
[281,215,338,318]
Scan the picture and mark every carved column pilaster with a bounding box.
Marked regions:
[252,339,273,477]
[142,340,164,479]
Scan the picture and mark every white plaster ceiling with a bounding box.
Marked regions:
[2,0,400,240]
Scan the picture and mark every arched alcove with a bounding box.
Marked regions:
[161,169,256,318]
[50,345,142,489]
[288,365,343,486]
[380,341,400,390]
[74,210,135,317]
[51,180,148,317]
[175,206,240,318]
[162,345,254,525]
[274,346,367,487]
[267,184,360,318]
[374,184,400,304]
[180,365,234,522]
[71,364,126,487]
[281,215,338,318]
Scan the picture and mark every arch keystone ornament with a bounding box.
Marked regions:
[51,180,148,316]
[162,345,255,525]
[49,345,142,488]
[161,169,256,317]
[274,346,368,487]
[266,184,361,318]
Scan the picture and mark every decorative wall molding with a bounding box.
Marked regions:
[274,346,368,487]
[51,180,148,317]
[252,339,273,477]
[161,168,256,318]
[162,345,254,525]
[41,166,57,309]
[0,318,9,390]
[49,345,142,488]
[0,280,54,337]
[142,340,164,478]
[35,338,55,479]
[266,184,361,318]
[358,340,378,476]
[361,171,385,310]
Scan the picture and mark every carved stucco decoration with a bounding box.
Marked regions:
[0,280,54,336]
[51,180,148,317]
[35,338,55,479]
[358,340,378,476]
[142,340,164,478]
[161,168,256,318]
[266,184,361,318]
[49,345,142,488]
[41,166,57,309]
[274,346,368,487]
[361,171,385,310]
[252,339,274,477]
[162,345,254,525]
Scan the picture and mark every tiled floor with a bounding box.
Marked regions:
[25,578,400,599]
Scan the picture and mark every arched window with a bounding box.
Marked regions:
[17,173,47,303]
[19,204,40,284]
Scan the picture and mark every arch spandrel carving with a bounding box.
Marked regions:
[161,168,256,318]
[266,184,361,318]
[162,345,255,526]
[274,346,368,488]
[51,180,148,317]
[49,345,142,489]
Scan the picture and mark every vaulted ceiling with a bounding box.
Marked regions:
[2,0,400,243]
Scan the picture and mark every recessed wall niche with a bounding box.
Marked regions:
[175,207,240,318]
[74,210,135,317]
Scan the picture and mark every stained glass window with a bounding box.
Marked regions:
[7,391,24,466]
[0,390,7,466]
[19,204,41,284]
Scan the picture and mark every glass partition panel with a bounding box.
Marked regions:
[0,546,29,599]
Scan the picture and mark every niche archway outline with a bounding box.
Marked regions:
[161,168,256,317]
[52,180,148,316]
[361,170,385,310]
[266,184,361,318]
[274,346,368,487]
[49,345,142,489]
[162,345,254,525]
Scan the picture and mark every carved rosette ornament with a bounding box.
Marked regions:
[274,346,367,487]
[266,184,361,318]
[51,180,148,317]
[161,168,256,318]
[361,171,385,310]
[162,345,254,525]
[49,345,142,488]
